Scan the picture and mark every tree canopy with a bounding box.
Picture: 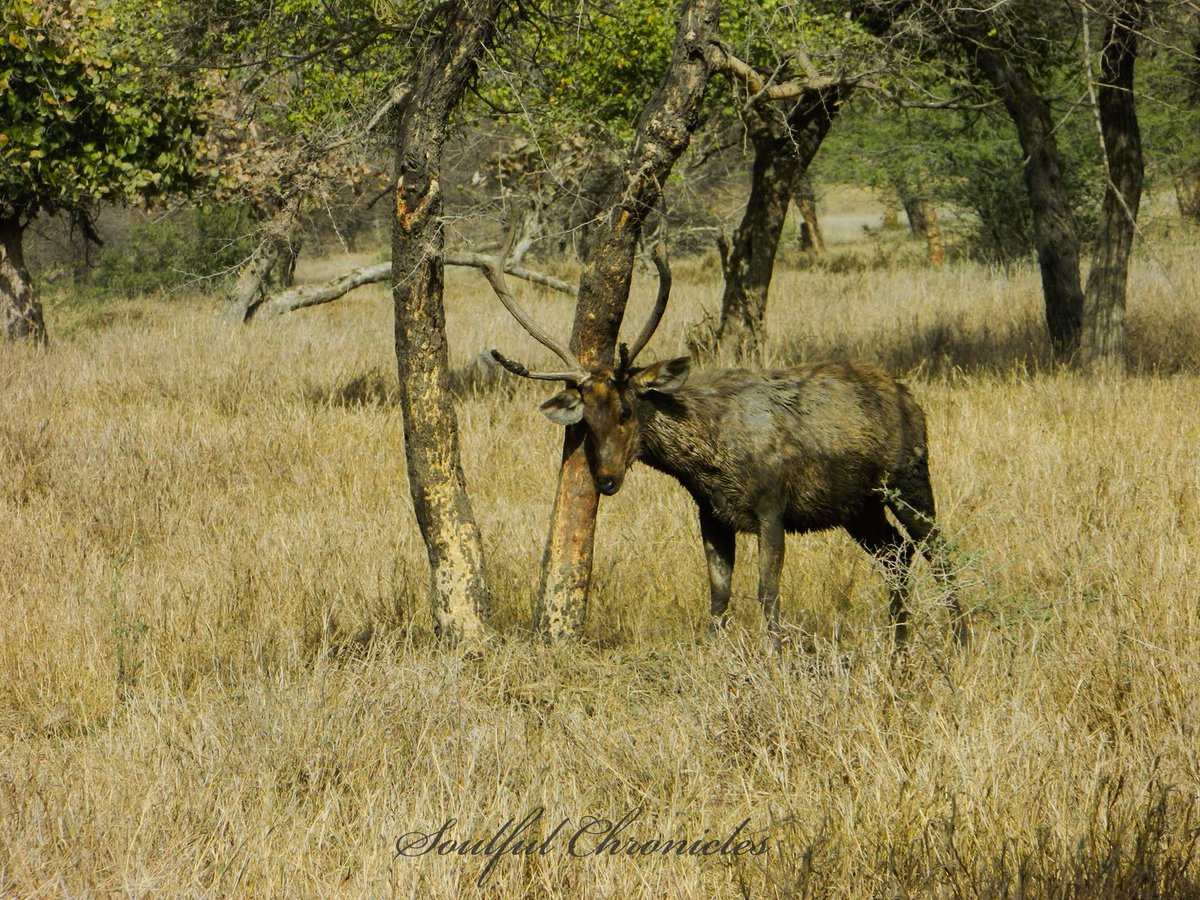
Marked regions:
[0,0,207,222]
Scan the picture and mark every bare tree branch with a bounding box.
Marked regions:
[257,251,576,319]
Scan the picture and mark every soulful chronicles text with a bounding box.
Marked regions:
[394,807,770,886]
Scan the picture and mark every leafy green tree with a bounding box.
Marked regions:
[480,0,882,362]
[172,0,404,318]
[823,1,1089,354]
[704,2,884,359]
[1139,8,1200,222]
[0,0,207,342]
[819,97,1105,264]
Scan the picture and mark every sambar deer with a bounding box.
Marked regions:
[484,238,968,651]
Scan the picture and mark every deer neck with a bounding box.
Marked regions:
[636,392,714,480]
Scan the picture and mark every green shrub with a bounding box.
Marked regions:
[941,117,1103,265]
[86,205,256,297]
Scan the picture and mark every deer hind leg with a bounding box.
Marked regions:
[846,501,915,650]
[699,507,736,634]
[886,464,969,648]
[756,511,786,654]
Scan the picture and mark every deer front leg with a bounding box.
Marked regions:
[757,512,785,654]
[699,507,735,634]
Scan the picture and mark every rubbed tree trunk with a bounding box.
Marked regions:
[0,216,46,345]
[972,48,1085,357]
[392,0,503,645]
[534,0,720,641]
[228,201,302,322]
[715,86,847,361]
[1080,5,1145,371]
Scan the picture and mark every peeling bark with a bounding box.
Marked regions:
[534,0,721,641]
[392,0,504,645]
[1,216,46,345]
[1080,4,1146,371]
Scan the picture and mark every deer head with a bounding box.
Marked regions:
[485,228,687,495]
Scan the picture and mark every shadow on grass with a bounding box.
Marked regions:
[305,353,524,409]
[777,307,1200,379]
[307,304,1200,412]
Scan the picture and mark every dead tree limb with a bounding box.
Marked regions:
[255,252,577,319]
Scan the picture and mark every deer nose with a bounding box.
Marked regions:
[596,475,618,495]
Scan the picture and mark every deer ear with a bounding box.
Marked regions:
[539,389,584,425]
[632,356,690,394]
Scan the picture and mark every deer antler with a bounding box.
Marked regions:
[489,350,588,383]
[624,222,672,367]
[484,206,589,383]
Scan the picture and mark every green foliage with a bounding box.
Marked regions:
[476,0,878,182]
[481,0,675,140]
[184,0,399,133]
[86,205,257,297]
[170,0,409,211]
[820,96,1105,264]
[0,0,208,221]
[722,0,877,73]
[1137,16,1200,186]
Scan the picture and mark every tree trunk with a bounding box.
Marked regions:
[715,128,800,360]
[794,176,824,254]
[564,153,624,261]
[1080,5,1146,371]
[392,0,504,645]
[228,200,302,322]
[923,203,944,266]
[0,216,46,345]
[1173,165,1200,224]
[902,196,928,238]
[279,238,301,288]
[972,48,1085,357]
[882,201,901,230]
[534,0,720,641]
[1177,23,1200,224]
[715,86,847,361]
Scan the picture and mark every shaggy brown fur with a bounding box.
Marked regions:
[539,357,968,650]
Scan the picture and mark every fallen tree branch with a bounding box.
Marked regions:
[256,251,577,319]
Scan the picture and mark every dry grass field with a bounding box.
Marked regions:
[3,225,1200,896]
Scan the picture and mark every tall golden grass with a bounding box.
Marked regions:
[2,232,1200,896]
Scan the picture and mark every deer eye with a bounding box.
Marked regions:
[619,406,633,424]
